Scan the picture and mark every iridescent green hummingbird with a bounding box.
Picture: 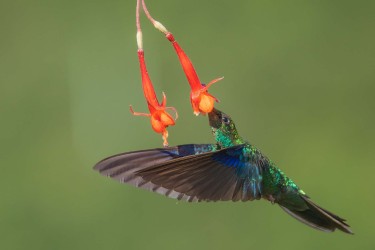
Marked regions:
[94,108,352,234]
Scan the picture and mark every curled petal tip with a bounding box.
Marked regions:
[129,105,151,117]
[203,76,224,91]
[161,91,167,108]
[165,106,179,121]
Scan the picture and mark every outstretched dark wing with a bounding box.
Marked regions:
[94,144,263,202]
[94,144,215,202]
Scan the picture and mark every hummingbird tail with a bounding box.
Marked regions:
[279,195,353,234]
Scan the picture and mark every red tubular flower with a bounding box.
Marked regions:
[166,33,223,115]
[130,50,177,147]
[141,0,223,116]
[131,0,177,147]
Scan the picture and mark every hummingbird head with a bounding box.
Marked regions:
[208,108,242,147]
[208,108,228,128]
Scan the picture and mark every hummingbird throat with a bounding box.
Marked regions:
[211,127,244,148]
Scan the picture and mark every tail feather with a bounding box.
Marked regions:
[279,195,353,234]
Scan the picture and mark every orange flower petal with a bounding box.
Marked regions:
[198,92,216,114]
[160,111,175,126]
[150,114,165,133]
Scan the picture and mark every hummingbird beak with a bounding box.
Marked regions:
[208,108,222,129]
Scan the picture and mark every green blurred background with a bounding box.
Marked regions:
[1,0,374,249]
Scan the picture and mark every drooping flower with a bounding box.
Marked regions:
[166,33,223,115]
[130,0,177,147]
[141,0,223,116]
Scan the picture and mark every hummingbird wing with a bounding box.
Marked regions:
[94,144,263,202]
[94,144,216,202]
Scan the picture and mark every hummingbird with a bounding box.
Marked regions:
[94,108,352,234]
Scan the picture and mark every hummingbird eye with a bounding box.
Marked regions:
[222,116,230,124]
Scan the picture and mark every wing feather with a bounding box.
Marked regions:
[94,144,263,202]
